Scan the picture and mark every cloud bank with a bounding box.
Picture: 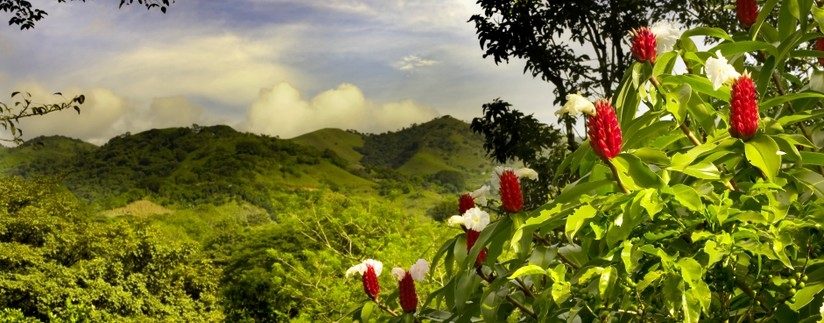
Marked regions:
[245,82,438,138]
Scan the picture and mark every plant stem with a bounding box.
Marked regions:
[606,158,630,194]
[372,297,399,317]
[474,266,537,319]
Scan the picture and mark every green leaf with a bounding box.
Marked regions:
[760,92,824,111]
[565,204,598,242]
[630,148,670,166]
[788,283,824,311]
[681,27,732,41]
[508,265,548,280]
[555,179,615,204]
[662,75,730,102]
[801,151,824,166]
[637,271,662,291]
[668,161,721,180]
[670,184,703,212]
[788,168,824,198]
[713,41,778,58]
[612,153,665,190]
[744,133,781,182]
[599,266,617,300]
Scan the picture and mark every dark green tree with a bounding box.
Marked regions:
[470,99,570,209]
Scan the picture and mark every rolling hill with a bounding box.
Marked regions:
[0,116,494,215]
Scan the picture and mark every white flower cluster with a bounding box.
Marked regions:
[392,259,429,281]
[448,207,490,231]
[556,93,595,117]
[705,52,740,90]
[346,259,382,277]
[649,21,680,54]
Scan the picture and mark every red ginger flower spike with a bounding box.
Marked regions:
[465,229,488,265]
[736,0,758,28]
[588,99,622,161]
[346,259,383,300]
[729,71,759,141]
[499,170,523,213]
[815,38,824,66]
[392,259,429,313]
[630,27,656,63]
[458,193,474,216]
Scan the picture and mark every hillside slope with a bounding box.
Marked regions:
[0,117,494,214]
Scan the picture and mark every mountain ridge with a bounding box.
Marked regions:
[0,116,494,215]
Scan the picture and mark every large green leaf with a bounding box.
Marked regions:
[744,133,781,182]
[508,264,548,280]
[670,184,703,212]
[612,153,665,190]
[788,283,824,311]
[565,204,597,241]
[760,92,824,111]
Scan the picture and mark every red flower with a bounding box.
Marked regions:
[466,229,488,265]
[729,72,759,141]
[588,100,622,161]
[458,193,475,215]
[630,27,657,63]
[362,264,380,300]
[815,38,824,66]
[499,170,523,213]
[398,273,417,313]
[736,0,759,28]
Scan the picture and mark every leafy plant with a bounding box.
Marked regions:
[344,1,824,322]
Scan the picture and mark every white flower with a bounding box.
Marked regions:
[391,267,406,280]
[776,150,786,156]
[409,259,429,281]
[448,207,490,231]
[514,168,539,180]
[392,259,429,282]
[650,21,681,54]
[346,259,383,277]
[468,185,490,207]
[705,52,740,90]
[556,93,596,117]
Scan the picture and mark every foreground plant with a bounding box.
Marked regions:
[344,2,824,322]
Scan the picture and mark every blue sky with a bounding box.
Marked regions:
[0,0,557,144]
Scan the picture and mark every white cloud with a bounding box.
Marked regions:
[396,55,437,71]
[59,32,302,110]
[244,82,438,138]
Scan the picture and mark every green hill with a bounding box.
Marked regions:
[0,116,493,215]
[291,128,364,169]
[0,135,96,176]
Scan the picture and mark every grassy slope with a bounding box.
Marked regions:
[291,128,364,168]
[0,135,96,176]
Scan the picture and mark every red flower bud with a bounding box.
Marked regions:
[466,229,487,266]
[729,72,759,141]
[587,100,622,161]
[630,27,657,63]
[458,193,475,215]
[499,170,523,213]
[398,273,418,313]
[362,265,380,300]
[815,38,824,66]
[736,0,758,28]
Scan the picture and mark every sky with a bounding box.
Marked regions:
[0,0,559,145]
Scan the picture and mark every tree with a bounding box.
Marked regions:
[470,98,571,208]
[1,0,173,30]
